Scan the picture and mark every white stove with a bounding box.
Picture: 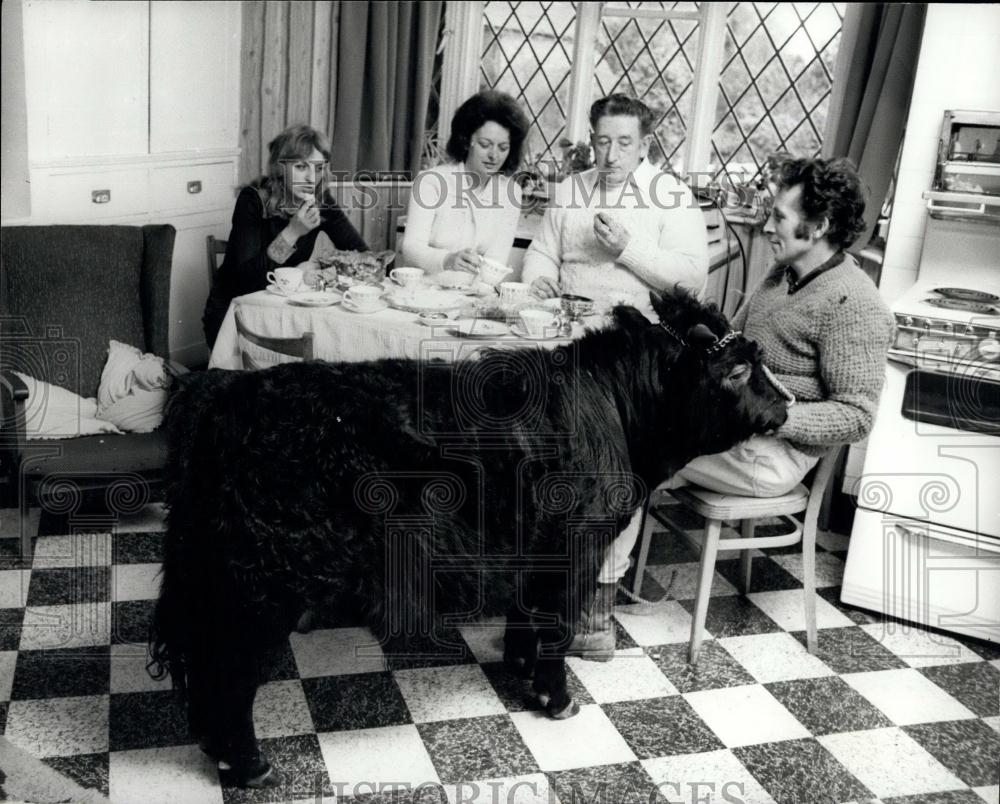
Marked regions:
[842,276,1000,644]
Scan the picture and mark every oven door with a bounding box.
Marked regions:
[856,358,1000,539]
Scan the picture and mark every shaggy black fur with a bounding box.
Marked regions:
[149,289,787,787]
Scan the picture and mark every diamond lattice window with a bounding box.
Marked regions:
[594,2,700,170]
[712,2,845,183]
[480,1,578,167]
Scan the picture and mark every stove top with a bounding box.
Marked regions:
[892,281,1000,327]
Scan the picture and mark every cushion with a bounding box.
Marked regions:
[14,371,123,440]
[96,340,171,433]
[1,226,147,397]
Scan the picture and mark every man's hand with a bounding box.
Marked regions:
[593,212,630,257]
[288,200,321,239]
[529,277,560,299]
[443,249,482,273]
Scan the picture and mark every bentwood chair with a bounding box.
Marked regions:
[206,235,227,285]
[632,445,844,664]
[234,309,314,370]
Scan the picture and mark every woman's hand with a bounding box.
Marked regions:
[529,277,560,299]
[287,200,321,240]
[443,249,483,274]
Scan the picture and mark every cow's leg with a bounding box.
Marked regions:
[503,572,538,678]
[531,575,579,720]
[219,674,276,788]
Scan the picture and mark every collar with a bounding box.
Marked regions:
[580,157,661,201]
[782,251,845,294]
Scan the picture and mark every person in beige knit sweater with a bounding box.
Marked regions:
[522,95,709,319]
[570,155,895,661]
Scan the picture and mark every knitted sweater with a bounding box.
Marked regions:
[521,160,709,319]
[733,255,895,455]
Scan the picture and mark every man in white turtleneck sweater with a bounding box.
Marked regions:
[522,94,709,318]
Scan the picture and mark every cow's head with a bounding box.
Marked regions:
[636,287,790,468]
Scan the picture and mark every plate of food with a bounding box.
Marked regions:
[386,288,466,314]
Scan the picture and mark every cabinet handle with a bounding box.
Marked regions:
[92,189,111,204]
[187,181,202,194]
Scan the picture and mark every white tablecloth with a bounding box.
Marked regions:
[208,290,572,369]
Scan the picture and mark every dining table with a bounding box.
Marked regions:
[208,284,583,370]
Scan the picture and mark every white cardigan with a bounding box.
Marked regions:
[400,161,523,273]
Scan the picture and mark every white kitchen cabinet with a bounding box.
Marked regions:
[149,0,241,154]
[16,0,242,368]
[22,0,149,161]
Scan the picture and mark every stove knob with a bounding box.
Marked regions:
[965,325,978,335]
[942,322,954,334]
[900,315,914,327]
[978,337,1000,362]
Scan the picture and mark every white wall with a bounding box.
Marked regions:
[879,3,1000,303]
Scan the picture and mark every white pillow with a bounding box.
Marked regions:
[96,340,173,433]
[14,372,123,440]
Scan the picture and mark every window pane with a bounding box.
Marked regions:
[480,1,578,166]
[712,2,845,183]
[594,12,700,172]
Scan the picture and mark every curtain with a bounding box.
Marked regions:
[330,1,442,176]
[823,3,927,251]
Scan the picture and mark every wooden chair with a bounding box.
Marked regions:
[234,309,314,370]
[206,235,227,285]
[631,445,844,664]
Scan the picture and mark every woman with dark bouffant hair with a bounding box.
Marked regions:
[401,90,529,276]
[202,123,367,347]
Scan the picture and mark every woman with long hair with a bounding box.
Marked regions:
[202,124,367,347]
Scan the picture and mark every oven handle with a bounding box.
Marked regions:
[887,348,1000,378]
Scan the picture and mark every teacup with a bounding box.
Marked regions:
[519,308,557,337]
[478,258,512,287]
[390,267,425,287]
[499,281,532,311]
[343,285,384,311]
[267,267,304,294]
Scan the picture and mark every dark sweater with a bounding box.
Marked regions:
[203,185,367,346]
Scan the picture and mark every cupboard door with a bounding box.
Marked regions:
[149,0,241,154]
[22,0,149,160]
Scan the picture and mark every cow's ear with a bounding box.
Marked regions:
[686,322,718,348]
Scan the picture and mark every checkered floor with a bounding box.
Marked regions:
[1,501,998,804]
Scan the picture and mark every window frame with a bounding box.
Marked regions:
[439,1,732,178]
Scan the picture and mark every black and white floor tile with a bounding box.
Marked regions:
[1,501,998,804]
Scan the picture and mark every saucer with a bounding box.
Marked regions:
[510,323,567,340]
[266,284,306,297]
[342,298,389,314]
[288,291,341,307]
[448,319,511,338]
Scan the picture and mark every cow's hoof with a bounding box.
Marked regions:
[546,698,579,719]
[220,755,282,789]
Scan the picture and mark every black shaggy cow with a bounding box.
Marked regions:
[149,289,788,787]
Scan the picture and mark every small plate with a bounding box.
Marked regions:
[433,270,475,290]
[448,319,511,338]
[510,323,567,341]
[266,284,306,297]
[288,291,341,307]
[387,288,466,314]
[342,298,389,314]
